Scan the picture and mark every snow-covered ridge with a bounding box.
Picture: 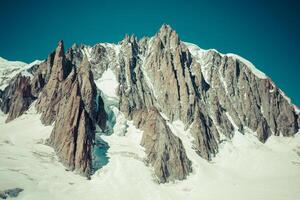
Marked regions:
[184,42,267,80]
[0,57,27,69]
[184,42,300,109]
[0,57,43,90]
[227,53,267,79]
[1,101,300,200]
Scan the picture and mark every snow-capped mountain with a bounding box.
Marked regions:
[0,57,43,90]
[0,24,299,199]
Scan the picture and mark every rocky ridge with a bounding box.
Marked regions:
[0,24,299,183]
[0,41,107,177]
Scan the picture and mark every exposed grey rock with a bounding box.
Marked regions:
[0,74,36,122]
[133,108,192,183]
[0,188,23,199]
[36,40,72,125]
[5,188,23,198]
[48,70,94,176]
[199,52,299,142]
[36,42,107,177]
[298,114,300,130]
[2,24,299,183]
[30,52,55,97]
[0,191,6,199]
[87,24,299,176]
[190,105,220,160]
[0,41,107,178]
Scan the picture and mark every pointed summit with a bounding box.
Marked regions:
[55,40,65,58]
[121,34,138,45]
[51,40,72,81]
[156,24,180,48]
[159,23,173,33]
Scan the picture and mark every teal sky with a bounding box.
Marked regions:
[0,0,299,105]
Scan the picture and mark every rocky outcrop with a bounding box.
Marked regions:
[1,24,299,183]
[36,40,72,125]
[30,52,55,97]
[37,41,107,176]
[0,74,36,122]
[190,50,299,143]
[0,188,23,199]
[114,25,221,162]
[0,41,107,178]
[133,108,192,183]
[88,24,298,179]
[190,105,220,160]
[48,69,94,176]
[114,32,193,182]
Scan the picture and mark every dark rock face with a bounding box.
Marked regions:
[193,53,299,143]
[114,31,193,182]
[30,52,55,97]
[0,74,36,122]
[0,41,107,178]
[36,40,72,125]
[0,188,24,199]
[133,108,192,183]
[48,71,94,176]
[0,191,5,199]
[114,25,221,165]
[190,105,219,160]
[36,42,107,177]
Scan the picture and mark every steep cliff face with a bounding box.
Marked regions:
[1,24,299,183]
[110,25,299,163]
[133,108,192,183]
[0,74,35,122]
[74,24,298,181]
[36,41,107,176]
[0,59,43,122]
[48,69,95,176]
[186,45,299,143]
[35,40,72,125]
[0,41,107,177]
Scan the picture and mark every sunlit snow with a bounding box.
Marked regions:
[1,102,300,200]
[0,58,43,90]
[1,47,300,200]
[94,68,119,100]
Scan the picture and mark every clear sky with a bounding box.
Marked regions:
[0,0,299,105]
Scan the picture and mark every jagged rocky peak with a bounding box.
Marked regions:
[114,25,195,182]
[48,67,98,176]
[65,43,85,67]
[121,34,138,45]
[0,24,299,183]
[190,43,298,141]
[139,24,195,125]
[117,24,298,163]
[1,74,35,123]
[35,40,70,125]
[133,108,192,183]
[36,41,107,177]
[0,40,107,177]
[51,40,71,81]
[156,24,180,49]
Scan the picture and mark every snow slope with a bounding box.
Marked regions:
[1,103,300,200]
[0,109,300,200]
[1,49,300,200]
[94,68,119,100]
